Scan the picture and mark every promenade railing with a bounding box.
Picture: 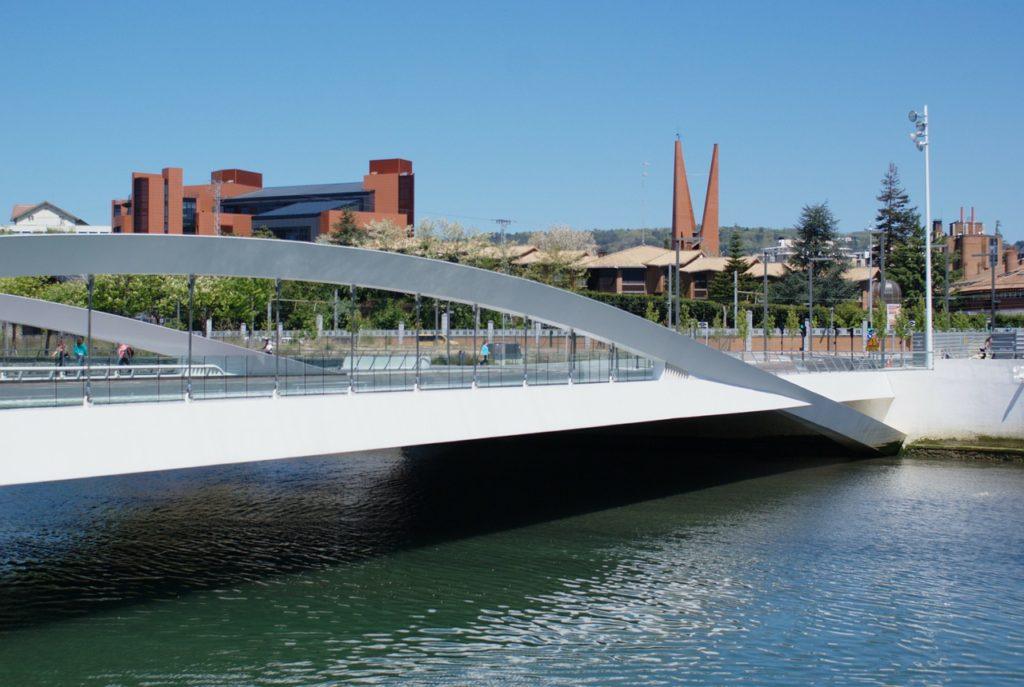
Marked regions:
[0,347,656,411]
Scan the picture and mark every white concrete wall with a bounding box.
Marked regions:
[882,359,1024,442]
[0,376,806,487]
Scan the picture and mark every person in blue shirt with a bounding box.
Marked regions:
[480,342,490,365]
[73,337,87,366]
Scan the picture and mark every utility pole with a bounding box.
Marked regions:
[493,218,513,273]
[733,269,739,328]
[807,256,830,354]
[972,239,999,331]
[640,161,650,245]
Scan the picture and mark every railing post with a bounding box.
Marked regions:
[609,343,615,382]
[82,274,94,404]
[349,283,357,393]
[186,274,195,401]
[568,329,576,384]
[445,301,452,388]
[414,293,421,390]
[274,278,281,397]
[472,303,479,388]
[522,315,528,386]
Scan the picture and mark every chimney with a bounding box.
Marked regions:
[1005,247,1019,274]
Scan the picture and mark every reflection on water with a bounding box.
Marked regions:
[1,431,1023,685]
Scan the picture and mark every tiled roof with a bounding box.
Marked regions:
[680,255,757,274]
[514,249,592,266]
[955,268,1024,293]
[841,266,880,283]
[585,245,679,269]
[746,262,789,278]
[643,249,703,267]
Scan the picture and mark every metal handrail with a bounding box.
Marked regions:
[0,363,227,382]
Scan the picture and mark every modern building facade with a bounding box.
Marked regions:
[112,159,414,241]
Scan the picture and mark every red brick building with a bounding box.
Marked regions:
[112,159,414,241]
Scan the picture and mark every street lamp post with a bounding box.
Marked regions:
[806,256,830,353]
[762,249,769,359]
[909,107,933,368]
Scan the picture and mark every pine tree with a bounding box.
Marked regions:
[708,231,755,305]
[874,163,918,260]
[771,202,856,308]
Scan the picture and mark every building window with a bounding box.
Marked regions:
[163,178,169,233]
[132,178,149,232]
[182,198,197,235]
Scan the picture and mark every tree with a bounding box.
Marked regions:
[784,309,801,340]
[873,163,937,302]
[771,203,856,308]
[525,225,596,290]
[708,231,755,306]
[325,209,362,246]
[874,164,918,259]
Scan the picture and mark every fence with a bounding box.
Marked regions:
[0,346,657,411]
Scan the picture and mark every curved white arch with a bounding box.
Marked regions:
[0,235,904,452]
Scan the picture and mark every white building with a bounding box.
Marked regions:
[4,202,110,234]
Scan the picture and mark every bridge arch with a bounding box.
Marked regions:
[0,235,903,452]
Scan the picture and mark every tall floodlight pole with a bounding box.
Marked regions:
[909,107,933,368]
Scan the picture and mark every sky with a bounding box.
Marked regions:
[1,1,1021,242]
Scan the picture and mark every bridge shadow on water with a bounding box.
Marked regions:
[0,413,855,632]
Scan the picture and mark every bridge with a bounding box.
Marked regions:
[0,235,906,487]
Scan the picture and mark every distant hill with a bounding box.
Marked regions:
[497,225,872,256]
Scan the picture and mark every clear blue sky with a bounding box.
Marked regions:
[2,1,1021,241]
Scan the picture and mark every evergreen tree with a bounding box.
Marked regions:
[771,202,856,307]
[708,231,755,305]
[874,163,918,259]
[872,163,943,302]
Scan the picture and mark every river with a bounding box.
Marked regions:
[1,436,1022,685]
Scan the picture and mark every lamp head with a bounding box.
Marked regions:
[908,110,919,123]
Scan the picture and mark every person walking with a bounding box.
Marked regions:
[480,341,490,365]
[117,343,131,366]
[262,338,274,355]
[73,337,87,366]
[52,339,69,368]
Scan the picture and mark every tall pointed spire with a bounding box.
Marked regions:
[699,143,719,256]
[671,137,696,247]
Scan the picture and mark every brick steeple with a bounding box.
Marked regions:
[699,143,719,256]
[671,137,696,247]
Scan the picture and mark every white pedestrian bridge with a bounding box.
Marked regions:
[0,235,907,487]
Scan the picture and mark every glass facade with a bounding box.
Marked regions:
[182,198,197,235]
[131,178,149,233]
